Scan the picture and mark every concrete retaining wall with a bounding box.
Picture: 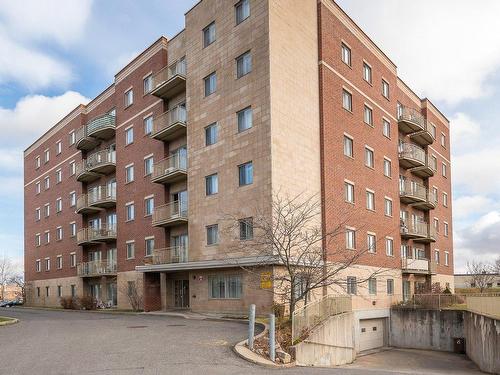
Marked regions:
[464,311,500,374]
[390,309,464,351]
[295,312,355,367]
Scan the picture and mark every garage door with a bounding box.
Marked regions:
[359,318,385,352]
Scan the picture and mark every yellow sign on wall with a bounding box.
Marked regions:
[260,272,272,289]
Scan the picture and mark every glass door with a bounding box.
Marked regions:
[171,234,188,263]
[174,280,189,308]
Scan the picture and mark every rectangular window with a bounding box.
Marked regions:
[35,260,41,272]
[45,258,51,271]
[205,123,218,146]
[239,218,253,240]
[434,218,439,233]
[341,43,351,66]
[383,158,392,177]
[235,0,250,25]
[343,135,353,157]
[204,72,217,96]
[382,79,390,98]
[238,161,253,186]
[71,285,76,297]
[57,256,63,269]
[443,192,448,207]
[209,275,242,299]
[144,115,153,135]
[45,231,50,244]
[444,251,449,266]
[69,131,76,145]
[435,250,440,264]
[70,253,76,267]
[126,203,135,221]
[364,105,373,126]
[144,156,153,176]
[347,276,357,295]
[70,223,76,237]
[69,161,76,176]
[206,224,219,245]
[145,237,155,257]
[367,233,376,253]
[143,74,153,94]
[35,181,41,194]
[346,228,356,249]
[44,149,50,163]
[125,89,133,107]
[35,155,41,169]
[441,133,446,148]
[237,106,253,132]
[56,198,62,213]
[56,141,62,155]
[205,173,218,195]
[56,286,62,297]
[368,278,377,295]
[125,127,134,145]
[69,191,76,207]
[382,119,391,138]
[444,222,449,237]
[35,207,41,221]
[44,204,50,217]
[56,227,63,241]
[35,234,41,246]
[236,51,252,78]
[342,89,352,111]
[126,241,135,259]
[344,181,355,203]
[365,147,374,168]
[442,163,447,178]
[144,197,154,216]
[125,164,134,183]
[46,286,50,297]
[203,21,216,47]
[387,279,394,295]
[384,198,393,217]
[386,237,394,256]
[366,190,375,211]
[44,176,50,190]
[363,62,372,83]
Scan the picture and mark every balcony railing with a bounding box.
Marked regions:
[151,105,187,141]
[398,106,426,134]
[411,154,437,178]
[399,180,427,203]
[76,194,99,214]
[76,224,117,245]
[77,260,117,277]
[75,126,99,151]
[86,114,116,139]
[76,149,116,182]
[151,58,186,98]
[152,246,188,265]
[151,153,187,184]
[152,201,188,227]
[398,142,426,168]
[400,220,436,243]
[401,257,430,273]
[88,185,117,207]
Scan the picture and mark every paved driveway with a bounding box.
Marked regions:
[0,308,484,375]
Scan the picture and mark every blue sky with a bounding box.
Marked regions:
[0,0,499,272]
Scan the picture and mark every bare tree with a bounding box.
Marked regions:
[9,274,25,301]
[0,257,15,301]
[222,193,398,316]
[495,256,500,275]
[119,279,143,311]
[466,261,495,292]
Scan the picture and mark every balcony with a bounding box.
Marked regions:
[401,258,436,274]
[399,180,427,205]
[398,106,426,134]
[152,201,188,227]
[76,149,116,182]
[412,189,438,211]
[77,260,117,277]
[398,143,425,169]
[151,153,187,184]
[87,185,116,209]
[151,246,188,265]
[75,194,100,215]
[150,106,187,142]
[151,58,186,99]
[410,154,437,178]
[86,113,116,140]
[400,220,436,243]
[75,126,99,151]
[76,224,117,245]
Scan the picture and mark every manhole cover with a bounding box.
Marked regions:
[127,325,148,329]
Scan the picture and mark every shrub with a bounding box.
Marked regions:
[60,296,79,309]
[79,296,97,310]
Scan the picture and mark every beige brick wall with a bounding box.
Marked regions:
[26,276,83,307]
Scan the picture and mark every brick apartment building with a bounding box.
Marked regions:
[24,0,453,324]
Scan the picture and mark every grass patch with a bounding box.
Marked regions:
[0,317,12,322]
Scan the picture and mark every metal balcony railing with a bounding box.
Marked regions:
[399,180,427,202]
[151,106,187,137]
[77,260,117,277]
[152,59,186,89]
[152,246,188,265]
[398,105,426,132]
[76,224,117,244]
[401,257,430,272]
[398,142,426,164]
[152,201,188,226]
[87,185,116,206]
[151,153,187,182]
[86,114,116,137]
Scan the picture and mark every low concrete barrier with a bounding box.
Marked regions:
[464,311,500,374]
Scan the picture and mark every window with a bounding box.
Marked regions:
[56,141,62,155]
[368,278,377,295]
[383,158,392,177]
[70,222,76,237]
[126,202,135,221]
[35,155,41,169]
[444,251,449,266]
[44,149,50,163]
[204,72,217,96]
[44,176,50,190]
[442,162,447,178]
[434,250,440,264]
[143,74,153,94]
[236,51,252,78]
[69,131,76,145]
[364,105,373,126]
[382,79,390,98]
[69,191,76,207]
[205,123,218,146]
[443,192,448,207]
[45,231,50,244]
[35,208,41,221]
[205,174,218,195]
[341,43,351,66]
[384,197,393,216]
[125,126,134,145]
[444,222,449,237]
[57,285,62,298]
[206,224,219,245]
[125,89,133,107]
[57,256,63,269]
[344,181,355,203]
[235,0,250,25]
[126,241,135,259]
[35,181,41,194]
[56,227,63,241]
[35,234,41,247]
[145,237,155,257]
[237,106,253,132]
[36,260,41,272]
[209,275,242,299]
[387,279,394,295]
[365,147,374,168]
[143,115,153,135]
[125,164,134,183]
[203,21,216,47]
[441,133,446,148]
[430,123,437,139]
[346,228,356,249]
[144,197,154,216]
[363,62,372,83]
[45,258,51,271]
[56,197,62,213]
[342,89,352,111]
[433,187,439,204]
[70,252,76,267]
[238,161,253,186]
[343,135,353,157]
[44,203,50,217]
[144,156,153,176]
[347,276,357,295]
[69,161,76,176]
[366,190,375,211]
[55,168,62,183]
[434,218,439,233]
[367,233,376,253]
[386,237,394,256]
[239,218,253,240]
[382,119,391,138]
[45,286,50,297]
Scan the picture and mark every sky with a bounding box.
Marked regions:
[0,0,498,273]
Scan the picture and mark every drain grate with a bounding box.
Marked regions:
[127,325,148,329]
[166,324,186,327]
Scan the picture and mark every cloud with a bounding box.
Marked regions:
[0,91,90,149]
[449,112,481,153]
[453,195,495,221]
[452,149,500,195]
[336,0,500,105]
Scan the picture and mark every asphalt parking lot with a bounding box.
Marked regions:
[0,308,484,375]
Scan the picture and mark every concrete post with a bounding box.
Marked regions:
[248,304,256,350]
[269,313,276,362]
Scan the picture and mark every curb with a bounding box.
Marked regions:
[13,306,140,315]
[0,317,19,326]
